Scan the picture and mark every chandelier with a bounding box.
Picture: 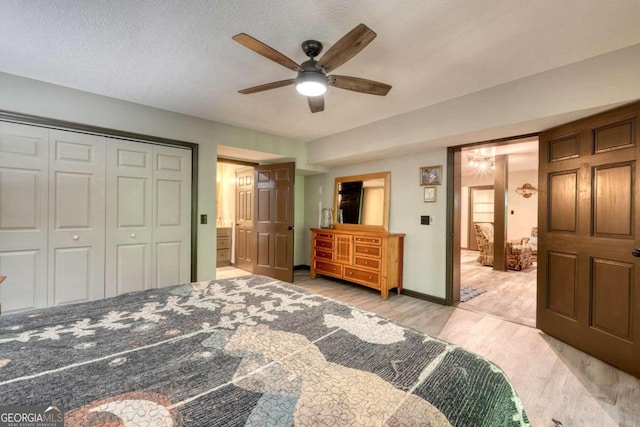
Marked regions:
[467,154,495,171]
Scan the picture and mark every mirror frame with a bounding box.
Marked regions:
[333,171,391,232]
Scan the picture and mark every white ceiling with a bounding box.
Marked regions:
[2,1,640,143]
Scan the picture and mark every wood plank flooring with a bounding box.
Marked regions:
[216,267,640,427]
[459,249,537,327]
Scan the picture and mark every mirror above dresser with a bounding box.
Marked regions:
[333,171,390,232]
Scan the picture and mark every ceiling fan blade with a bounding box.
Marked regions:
[329,75,391,96]
[238,79,295,94]
[316,24,377,73]
[233,33,302,72]
[308,95,325,113]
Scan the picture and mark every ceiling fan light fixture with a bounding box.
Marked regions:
[295,71,327,97]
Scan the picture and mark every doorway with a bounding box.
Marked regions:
[455,138,539,327]
[216,157,296,283]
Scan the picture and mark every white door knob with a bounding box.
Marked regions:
[130,233,136,238]
[72,235,79,240]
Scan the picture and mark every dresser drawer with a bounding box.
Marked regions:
[314,260,343,277]
[217,236,231,250]
[354,245,381,258]
[344,267,379,288]
[354,236,381,245]
[314,231,335,240]
[314,249,333,261]
[217,248,230,265]
[217,228,232,237]
[314,239,334,250]
[353,256,380,270]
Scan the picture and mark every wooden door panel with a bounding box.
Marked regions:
[592,258,632,340]
[546,251,578,319]
[594,120,634,153]
[274,233,289,271]
[275,186,290,223]
[539,101,640,377]
[257,188,271,222]
[549,135,579,161]
[548,171,577,232]
[593,163,633,237]
[256,232,270,267]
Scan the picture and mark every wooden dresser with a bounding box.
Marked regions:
[216,227,231,266]
[310,228,405,299]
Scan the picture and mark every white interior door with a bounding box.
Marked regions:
[0,122,49,312]
[105,140,152,297]
[152,145,191,287]
[48,130,105,305]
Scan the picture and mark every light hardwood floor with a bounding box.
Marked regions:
[216,267,640,426]
[459,249,537,327]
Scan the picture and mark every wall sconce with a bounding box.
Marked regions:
[516,183,538,198]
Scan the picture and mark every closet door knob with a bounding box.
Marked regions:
[130,233,136,238]
[72,235,79,241]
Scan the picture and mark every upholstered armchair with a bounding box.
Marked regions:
[473,223,495,266]
[506,238,533,271]
[473,222,533,270]
[529,227,538,261]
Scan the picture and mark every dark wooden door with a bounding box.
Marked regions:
[235,166,254,272]
[253,162,295,282]
[538,102,640,377]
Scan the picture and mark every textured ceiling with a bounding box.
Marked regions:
[2,1,640,142]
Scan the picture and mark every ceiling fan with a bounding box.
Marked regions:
[232,23,392,113]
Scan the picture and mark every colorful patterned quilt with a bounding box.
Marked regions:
[0,275,529,426]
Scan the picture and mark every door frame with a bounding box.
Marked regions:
[446,133,539,305]
[0,110,199,282]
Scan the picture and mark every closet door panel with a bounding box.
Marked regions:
[0,122,49,311]
[48,130,105,305]
[153,146,191,287]
[106,140,152,297]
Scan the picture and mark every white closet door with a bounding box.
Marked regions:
[48,130,106,306]
[105,140,153,297]
[0,122,49,312]
[153,145,191,287]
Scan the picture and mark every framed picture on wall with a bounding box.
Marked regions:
[420,165,442,186]
[424,186,437,203]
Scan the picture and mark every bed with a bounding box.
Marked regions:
[0,275,529,426]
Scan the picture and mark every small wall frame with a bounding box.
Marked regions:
[423,186,437,203]
[420,165,442,186]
